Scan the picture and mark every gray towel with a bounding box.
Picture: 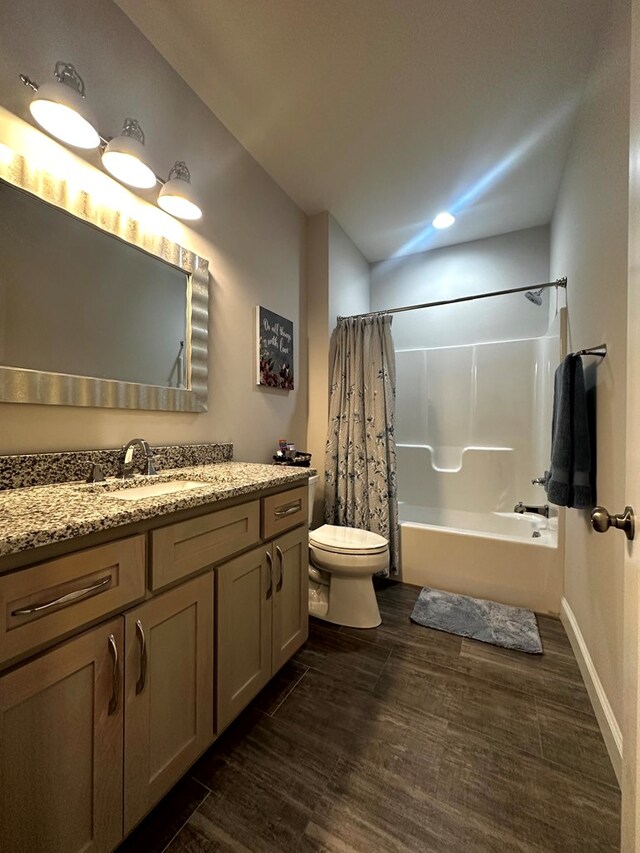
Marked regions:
[545,354,592,508]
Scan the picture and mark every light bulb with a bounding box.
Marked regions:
[102,119,156,189]
[28,63,99,149]
[158,161,202,220]
[432,211,455,229]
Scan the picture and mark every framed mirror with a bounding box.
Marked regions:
[0,149,209,412]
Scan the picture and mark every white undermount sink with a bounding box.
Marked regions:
[107,480,209,501]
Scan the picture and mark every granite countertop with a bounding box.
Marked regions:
[0,462,314,558]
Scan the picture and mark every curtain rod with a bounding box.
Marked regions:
[337,277,568,321]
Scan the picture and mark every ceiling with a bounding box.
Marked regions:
[115,0,609,262]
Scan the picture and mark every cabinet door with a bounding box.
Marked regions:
[0,618,124,853]
[272,525,309,672]
[124,572,214,834]
[217,546,272,732]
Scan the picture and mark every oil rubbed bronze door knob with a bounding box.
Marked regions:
[591,506,635,540]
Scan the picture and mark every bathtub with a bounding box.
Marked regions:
[398,503,562,614]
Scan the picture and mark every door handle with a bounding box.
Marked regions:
[276,546,284,592]
[274,500,302,518]
[108,633,120,715]
[11,575,111,615]
[135,619,147,695]
[591,506,635,540]
[265,550,273,598]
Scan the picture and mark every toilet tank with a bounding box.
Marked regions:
[308,475,319,527]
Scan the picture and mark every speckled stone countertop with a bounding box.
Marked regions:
[0,462,314,559]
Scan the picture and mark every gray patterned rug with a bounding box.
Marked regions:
[410,587,542,654]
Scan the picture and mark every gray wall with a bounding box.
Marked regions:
[0,0,307,461]
[306,212,369,523]
[370,225,551,349]
[550,0,631,734]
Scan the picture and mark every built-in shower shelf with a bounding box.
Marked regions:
[396,444,513,473]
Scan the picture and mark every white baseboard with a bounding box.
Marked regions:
[560,597,622,784]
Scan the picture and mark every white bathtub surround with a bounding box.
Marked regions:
[399,506,562,614]
[395,331,560,514]
[324,315,399,572]
[399,504,558,542]
[392,309,563,611]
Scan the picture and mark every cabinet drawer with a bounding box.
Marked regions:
[0,535,145,666]
[150,501,260,590]
[262,486,308,540]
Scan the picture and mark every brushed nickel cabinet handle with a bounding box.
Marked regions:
[276,546,284,592]
[274,500,302,518]
[135,619,147,695]
[265,551,273,598]
[108,633,120,715]
[11,575,112,616]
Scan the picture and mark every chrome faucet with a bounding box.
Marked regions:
[514,501,550,518]
[120,438,158,479]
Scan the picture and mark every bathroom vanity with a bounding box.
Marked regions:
[0,461,311,853]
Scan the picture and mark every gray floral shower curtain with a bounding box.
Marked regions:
[324,315,399,574]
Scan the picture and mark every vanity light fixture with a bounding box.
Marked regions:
[432,211,455,229]
[157,161,203,220]
[102,118,157,189]
[22,62,100,150]
[19,64,204,220]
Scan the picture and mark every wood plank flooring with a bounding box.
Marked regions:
[118,581,621,852]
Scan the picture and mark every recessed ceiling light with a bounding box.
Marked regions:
[432,212,455,229]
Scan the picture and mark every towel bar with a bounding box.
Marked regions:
[575,344,607,358]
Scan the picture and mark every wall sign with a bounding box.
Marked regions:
[256,306,294,390]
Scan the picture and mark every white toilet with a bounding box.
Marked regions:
[307,474,389,628]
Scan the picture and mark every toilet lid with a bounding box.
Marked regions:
[309,524,389,555]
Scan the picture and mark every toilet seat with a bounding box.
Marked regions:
[309,524,388,555]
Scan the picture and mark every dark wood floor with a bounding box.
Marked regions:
[119,581,621,853]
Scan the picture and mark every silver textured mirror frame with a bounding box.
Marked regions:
[0,148,208,412]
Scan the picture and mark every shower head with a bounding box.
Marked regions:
[525,288,543,306]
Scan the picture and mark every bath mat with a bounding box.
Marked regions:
[410,587,542,654]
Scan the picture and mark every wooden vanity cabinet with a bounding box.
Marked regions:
[123,571,214,834]
[0,618,124,853]
[0,477,310,851]
[217,524,308,731]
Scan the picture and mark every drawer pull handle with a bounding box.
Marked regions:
[11,575,112,616]
[108,633,120,715]
[276,546,284,592]
[135,619,147,695]
[265,550,273,598]
[274,500,302,518]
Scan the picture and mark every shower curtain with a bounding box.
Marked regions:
[324,315,400,574]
